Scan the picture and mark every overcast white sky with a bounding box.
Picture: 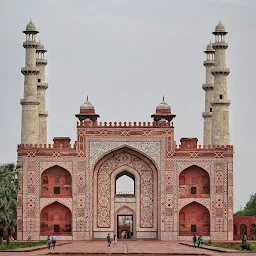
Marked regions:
[0,0,255,212]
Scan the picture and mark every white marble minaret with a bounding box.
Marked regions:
[20,21,40,144]
[202,42,215,145]
[211,22,231,145]
[36,41,48,144]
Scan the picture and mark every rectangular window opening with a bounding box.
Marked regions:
[191,224,197,233]
[54,187,60,194]
[191,187,197,195]
[210,108,212,112]
[38,79,41,83]
[219,95,223,99]
[54,225,60,233]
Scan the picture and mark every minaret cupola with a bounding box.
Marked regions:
[75,96,100,122]
[151,96,176,122]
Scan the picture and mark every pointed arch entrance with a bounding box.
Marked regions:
[40,202,72,236]
[179,202,210,236]
[93,147,158,239]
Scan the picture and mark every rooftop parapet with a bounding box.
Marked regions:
[17,142,77,150]
[176,143,233,151]
[77,121,174,128]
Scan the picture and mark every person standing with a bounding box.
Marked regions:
[107,233,111,247]
[192,234,197,248]
[47,235,51,249]
[52,233,56,249]
[28,232,31,241]
[113,234,118,248]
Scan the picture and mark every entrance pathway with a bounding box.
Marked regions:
[0,240,256,256]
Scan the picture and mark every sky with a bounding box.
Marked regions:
[0,0,255,212]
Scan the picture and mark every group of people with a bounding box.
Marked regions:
[192,234,204,248]
[46,234,57,249]
[107,233,118,247]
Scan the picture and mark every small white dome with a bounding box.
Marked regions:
[156,97,171,110]
[215,22,226,32]
[26,20,37,32]
[206,42,214,51]
[37,41,44,50]
[80,97,94,110]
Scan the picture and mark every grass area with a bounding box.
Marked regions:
[206,242,256,251]
[0,240,46,250]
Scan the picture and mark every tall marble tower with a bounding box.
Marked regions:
[20,21,40,144]
[202,42,215,145]
[36,41,48,144]
[211,22,231,145]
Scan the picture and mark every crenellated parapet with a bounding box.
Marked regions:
[77,121,174,128]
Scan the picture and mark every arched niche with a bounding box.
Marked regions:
[41,165,72,197]
[93,147,158,233]
[179,202,210,236]
[240,224,247,236]
[179,165,210,198]
[115,171,135,196]
[40,202,72,235]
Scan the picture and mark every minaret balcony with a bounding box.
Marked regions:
[212,42,228,49]
[211,67,230,75]
[203,60,215,66]
[202,112,212,118]
[36,59,48,65]
[202,83,213,91]
[20,98,40,106]
[21,67,40,75]
[211,99,231,106]
[38,82,48,90]
[23,41,38,48]
[39,111,48,118]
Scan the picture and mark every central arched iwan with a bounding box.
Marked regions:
[93,147,158,231]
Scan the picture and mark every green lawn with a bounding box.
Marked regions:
[206,242,256,251]
[0,241,46,250]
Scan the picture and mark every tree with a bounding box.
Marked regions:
[235,193,256,217]
[0,163,19,246]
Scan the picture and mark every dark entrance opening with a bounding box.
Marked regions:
[117,215,133,239]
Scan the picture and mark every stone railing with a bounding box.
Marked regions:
[176,144,233,151]
[77,121,174,128]
[17,143,77,150]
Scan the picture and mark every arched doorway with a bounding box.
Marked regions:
[179,165,210,198]
[41,166,72,197]
[93,147,158,239]
[240,224,247,236]
[179,202,210,236]
[40,202,72,235]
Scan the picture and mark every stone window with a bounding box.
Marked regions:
[38,79,41,83]
[54,187,60,194]
[191,187,197,195]
[115,171,135,196]
[191,224,196,233]
[219,95,223,99]
[54,225,60,233]
[210,108,212,112]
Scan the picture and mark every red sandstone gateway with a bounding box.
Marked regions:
[17,20,235,241]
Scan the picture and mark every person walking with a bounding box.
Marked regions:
[52,233,56,249]
[192,234,197,248]
[107,233,111,247]
[197,236,202,248]
[242,233,248,251]
[113,234,118,248]
[27,232,31,241]
[47,235,51,249]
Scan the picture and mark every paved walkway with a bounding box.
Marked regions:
[0,241,256,256]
